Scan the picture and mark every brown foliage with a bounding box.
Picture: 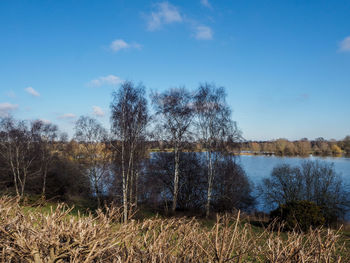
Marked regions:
[0,196,347,262]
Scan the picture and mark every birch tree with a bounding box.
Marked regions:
[151,87,194,213]
[31,120,59,199]
[194,84,241,217]
[74,116,110,208]
[110,81,148,222]
[0,117,40,198]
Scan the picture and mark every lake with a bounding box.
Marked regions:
[237,155,350,212]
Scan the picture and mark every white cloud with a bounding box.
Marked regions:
[194,25,213,40]
[200,0,211,8]
[145,2,214,40]
[110,39,141,52]
[0,102,18,117]
[25,86,40,97]
[147,2,182,31]
[58,113,76,120]
[339,36,350,52]
[110,39,128,51]
[88,75,123,87]
[92,106,105,117]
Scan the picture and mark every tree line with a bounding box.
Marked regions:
[0,82,250,221]
[0,81,348,225]
[241,137,350,156]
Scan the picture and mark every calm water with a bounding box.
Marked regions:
[237,155,350,211]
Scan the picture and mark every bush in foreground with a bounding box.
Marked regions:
[270,200,326,232]
[0,196,347,262]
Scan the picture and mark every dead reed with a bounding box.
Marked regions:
[0,196,347,262]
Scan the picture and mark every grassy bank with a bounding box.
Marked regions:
[1,196,349,262]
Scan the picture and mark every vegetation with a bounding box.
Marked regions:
[270,201,326,232]
[0,196,348,262]
[260,161,350,226]
[0,83,250,217]
[151,87,194,214]
[193,84,242,217]
[110,81,149,222]
[74,116,111,208]
[1,81,350,261]
[241,137,350,156]
[141,152,254,214]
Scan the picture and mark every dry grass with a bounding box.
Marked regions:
[0,196,348,262]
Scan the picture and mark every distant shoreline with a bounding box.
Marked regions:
[149,148,349,158]
[237,151,348,158]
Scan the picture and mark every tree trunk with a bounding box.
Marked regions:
[41,165,48,199]
[134,170,139,208]
[11,149,21,197]
[121,141,128,223]
[13,174,20,197]
[94,175,101,208]
[206,150,213,218]
[126,143,134,218]
[20,171,27,198]
[10,161,20,197]
[172,144,180,213]
[129,163,134,210]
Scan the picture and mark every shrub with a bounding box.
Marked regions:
[0,196,346,262]
[261,161,350,223]
[270,200,326,232]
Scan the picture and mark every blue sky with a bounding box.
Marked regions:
[0,0,349,140]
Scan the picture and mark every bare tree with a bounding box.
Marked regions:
[260,164,303,207]
[151,87,194,213]
[0,117,40,198]
[260,160,350,222]
[142,152,206,212]
[74,116,110,208]
[110,81,148,222]
[212,155,255,212]
[194,83,241,217]
[31,120,59,199]
[128,136,147,209]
